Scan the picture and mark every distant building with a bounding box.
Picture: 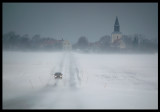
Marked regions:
[63,40,72,51]
[111,16,125,48]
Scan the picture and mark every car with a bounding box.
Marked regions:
[54,72,63,79]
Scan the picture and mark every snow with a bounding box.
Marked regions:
[2,51,158,109]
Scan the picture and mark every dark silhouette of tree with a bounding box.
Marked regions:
[98,35,111,51]
[2,31,157,53]
[20,34,30,50]
[75,36,89,50]
[3,31,20,50]
[31,34,41,50]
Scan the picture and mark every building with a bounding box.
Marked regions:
[111,16,125,48]
[63,40,72,51]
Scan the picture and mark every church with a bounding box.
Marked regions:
[111,16,126,48]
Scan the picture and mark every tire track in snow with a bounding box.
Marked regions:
[43,52,83,108]
[68,52,82,89]
[46,52,66,87]
[3,52,84,109]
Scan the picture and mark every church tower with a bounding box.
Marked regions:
[114,16,120,32]
[111,16,122,43]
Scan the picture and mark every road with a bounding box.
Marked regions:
[3,51,84,109]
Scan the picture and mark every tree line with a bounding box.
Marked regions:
[73,34,158,53]
[3,31,158,53]
[2,31,63,51]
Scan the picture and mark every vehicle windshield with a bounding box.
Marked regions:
[55,73,62,75]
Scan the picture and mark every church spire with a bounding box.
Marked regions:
[114,16,120,32]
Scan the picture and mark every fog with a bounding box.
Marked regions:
[2,3,158,110]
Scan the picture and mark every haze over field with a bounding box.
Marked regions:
[3,51,158,109]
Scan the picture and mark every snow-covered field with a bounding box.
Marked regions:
[2,51,158,109]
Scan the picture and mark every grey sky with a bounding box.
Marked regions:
[3,3,158,44]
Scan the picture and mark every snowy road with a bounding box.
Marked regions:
[3,51,84,109]
[3,51,158,109]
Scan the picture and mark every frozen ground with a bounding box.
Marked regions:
[2,51,158,109]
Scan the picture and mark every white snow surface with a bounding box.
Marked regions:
[2,51,158,109]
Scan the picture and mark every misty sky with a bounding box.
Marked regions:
[3,3,158,44]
